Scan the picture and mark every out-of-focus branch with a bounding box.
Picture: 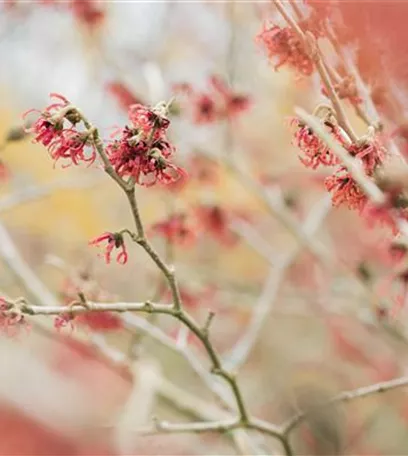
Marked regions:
[273,0,357,142]
[137,417,239,435]
[0,221,59,307]
[224,195,332,370]
[282,375,408,435]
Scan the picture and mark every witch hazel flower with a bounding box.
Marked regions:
[291,118,344,169]
[325,167,368,211]
[24,93,97,167]
[173,76,251,125]
[89,232,128,265]
[150,212,197,246]
[107,102,186,186]
[54,312,75,332]
[348,132,387,175]
[361,184,408,234]
[195,204,238,247]
[257,24,314,76]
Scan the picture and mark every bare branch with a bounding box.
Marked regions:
[283,375,408,435]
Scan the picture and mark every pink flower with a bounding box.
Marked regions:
[150,213,197,246]
[106,81,144,112]
[89,232,128,265]
[209,75,251,118]
[174,76,251,125]
[24,93,96,167]
[107,105,186,186]
[361,184,408,234]
[347,136,386,175]
[54,313,75,332]
[48,130,96,166]
[195,204,238,246]
[128,103,170,139]
[257,24,314,76]
[291,118,342,169]
[325,167,368,211]
[70,0,105,28]
[192,94,218,124]
[78,312,123,331]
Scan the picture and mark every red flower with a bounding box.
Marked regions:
[291,118,342,169]
[106,81,143,112]
[195,204,238,246]
[174,76,251,124]
[107,103,186,187]
[128,103,170,139]
[70,0,105,28]
[347,136,386,175]
[24,93,96,167]
[78,312,123,331]
[54,313,75,332]
[257,24,314,76]
[48,129,96,166]
[209,75,251,118]
[193,94,217,124]
[60,275,123,332]
[150,213,197,246]
[361,185,408,234]
[325,167,368,211]
[89,232,128,265]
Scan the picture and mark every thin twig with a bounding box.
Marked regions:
[282,375,408,435]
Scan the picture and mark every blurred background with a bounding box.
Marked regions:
[1,1,408,455]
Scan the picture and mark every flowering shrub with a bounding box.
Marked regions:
[3,0,408,454]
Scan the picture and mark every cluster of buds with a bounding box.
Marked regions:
[173,76,251,124]
[24,93,97,167]
[107,102,186,186]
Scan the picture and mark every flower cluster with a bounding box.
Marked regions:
[106,81,143,112]
[24,93,96,167]
[195,204,239,246]
[173,76,251,124]
[89,232,128,265]
[291,118,343,169]
[324,167,368,211]
[292,117,389,214]
[150,212,197,246]
[257,24,314,76]
[149,204,238,248]
[107,103,186,186]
